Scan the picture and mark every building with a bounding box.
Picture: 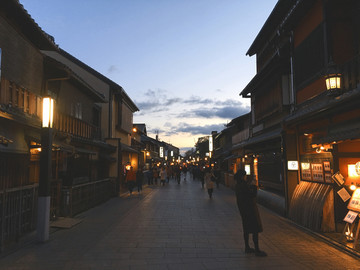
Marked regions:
[240,0,360,249]
[0,0,139,251]
[41,49,140,194]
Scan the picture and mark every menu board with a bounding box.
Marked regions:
[311,163,324,182]
[348,188,360,212]
[301,162,312,180]
[300,159,332,183]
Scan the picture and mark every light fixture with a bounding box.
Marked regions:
[125,163,131,171]
[350,183,357,191]
[42,96,54,128]
[325,73,341,90]
[324,60,342,95]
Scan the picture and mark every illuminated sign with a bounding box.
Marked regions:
[287,161,299,170]
[244,165,251,175]
[159,147,164,158]
[171,150,173,157]
[209,136,213,152]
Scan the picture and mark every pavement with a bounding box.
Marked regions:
[1,174,360,269]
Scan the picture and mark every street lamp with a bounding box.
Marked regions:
[37,96,54,242]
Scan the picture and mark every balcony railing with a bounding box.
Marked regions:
[53,113,101,140]
[341,54,360,91]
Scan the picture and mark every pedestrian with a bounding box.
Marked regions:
[153,166,159,185]
[147,167,153,185]
[125,166,136,195]
[175,165,181,184]
[160,166,167,186]
[204,167,214,198]
[234,169,267,257]
[136,167,144,194]
[166,165,172,183]
[213,166,220,188]
[200,166,205,189]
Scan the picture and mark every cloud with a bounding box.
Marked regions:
[135,89,182,112]
[167,122,226,135]
[135,89,249,117]
[107,65,118,74]
[181,103,249,119]
[183,95,213,105]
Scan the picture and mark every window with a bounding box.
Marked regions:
[71,102,82,120]
[294,24,325,89]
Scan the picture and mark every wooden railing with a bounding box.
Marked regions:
[61,178,116,217]
[0,184,38,252]
[53,113,101,140]
[341,54,360,91]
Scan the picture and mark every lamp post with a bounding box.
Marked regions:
[37,96,54,242]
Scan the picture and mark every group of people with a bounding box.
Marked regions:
[124,163,267,257]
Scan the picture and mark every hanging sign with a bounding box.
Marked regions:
[348,188,360,212]
[337,187,351,202]
[344,210,358,224]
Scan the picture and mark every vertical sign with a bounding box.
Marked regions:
[209,136,213,152]
[159,146,164,158]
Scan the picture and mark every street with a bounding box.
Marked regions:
[1,174,359,270]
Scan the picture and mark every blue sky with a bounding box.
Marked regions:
[20,0,277,152]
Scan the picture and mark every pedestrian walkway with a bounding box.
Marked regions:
[1,175,360,269]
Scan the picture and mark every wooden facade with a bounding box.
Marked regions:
[236,0,360,238]
[0,0,134,251]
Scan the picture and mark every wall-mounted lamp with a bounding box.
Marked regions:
[325,60,342,95]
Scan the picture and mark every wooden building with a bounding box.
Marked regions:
[240,0,360,242]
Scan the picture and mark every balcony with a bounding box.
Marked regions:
[53,113,101,140]
[341,54,360,91]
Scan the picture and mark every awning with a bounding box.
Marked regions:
[75,147,96,155]
[239,128,282,148]
[223,154,241,161]
[312,123,360,145]
[120,143,139,154]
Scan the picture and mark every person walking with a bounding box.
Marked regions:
[200,166,205,189]
[234,169,267,257]
[153,166,159,185]
[204,167,214,199]
[125,166,136,196]
[160,166,167,186]
[136,167,144,194]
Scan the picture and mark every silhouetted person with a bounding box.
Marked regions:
[234,169,267,257]
[125,166,136,195]
[136,167,144,194]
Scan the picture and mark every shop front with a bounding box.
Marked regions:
[286,104,360,251]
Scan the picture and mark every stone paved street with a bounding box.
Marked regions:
[1,174,360,269]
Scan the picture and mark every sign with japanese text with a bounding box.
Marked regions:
[348,188,360,212]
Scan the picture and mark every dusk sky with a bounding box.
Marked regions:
[20,0,277,153]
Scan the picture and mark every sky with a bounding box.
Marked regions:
[19,0,278,153]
